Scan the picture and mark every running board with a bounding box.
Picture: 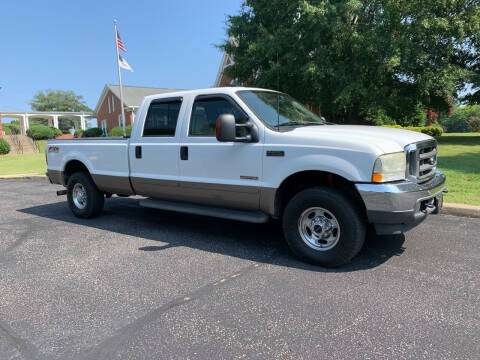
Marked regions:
[139,198,269,224]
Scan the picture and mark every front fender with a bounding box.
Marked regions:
[262,151,374,189]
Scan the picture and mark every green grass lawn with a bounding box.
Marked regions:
[0,140,47,175]
[437,133,480,205]
[1,136,479,205]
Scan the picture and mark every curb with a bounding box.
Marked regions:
[442,203,480,218]
[0,174,47,180]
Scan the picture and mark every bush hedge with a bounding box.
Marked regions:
[382,125,443,137]
[468,117,480,132]
[83,127,104,137]
[108,125,132,137]
[50,127,62,137]
[26,125,55,140]
[0,138,11,154]
[74,129,84,138]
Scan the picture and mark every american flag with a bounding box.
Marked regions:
[116,30,126,52]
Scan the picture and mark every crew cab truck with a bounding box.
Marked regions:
[46,87,446,267]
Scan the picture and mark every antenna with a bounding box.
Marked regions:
[276,52,280,91]
[276,52,280,130]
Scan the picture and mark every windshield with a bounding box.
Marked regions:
[237,90,325,129]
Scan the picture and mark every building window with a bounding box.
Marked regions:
[111,95,115,112]
[143,99,182,137]
[101,119,107,136]
[107,97,111,113]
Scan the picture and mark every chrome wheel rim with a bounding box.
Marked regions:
[72,183,87,209]
[298,207,340,251]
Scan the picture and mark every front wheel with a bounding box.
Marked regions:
[282,187,365,267]
[67,172,104,218]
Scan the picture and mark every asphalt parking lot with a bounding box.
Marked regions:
[0,178,479,360]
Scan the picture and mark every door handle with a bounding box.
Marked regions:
[135,146,142,159]
[180,146,188,160]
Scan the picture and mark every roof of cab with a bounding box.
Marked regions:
[143,87,278,102]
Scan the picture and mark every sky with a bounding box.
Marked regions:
[0,0,243,120]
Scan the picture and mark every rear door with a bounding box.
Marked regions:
[177,94,263,210]
[129,97,185,198]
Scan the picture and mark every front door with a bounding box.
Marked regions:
[178,94,263,210]
[129,97,185,198]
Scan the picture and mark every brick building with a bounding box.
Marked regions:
[95,85,178,134]
[213,52,235,87]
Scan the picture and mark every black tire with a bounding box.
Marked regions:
[67,171,104,218]
[282,187,365,267]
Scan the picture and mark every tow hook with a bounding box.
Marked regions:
[432,190,447,214]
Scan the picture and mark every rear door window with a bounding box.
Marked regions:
[143,99,182,137]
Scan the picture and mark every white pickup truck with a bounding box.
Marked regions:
[47,87,446,267]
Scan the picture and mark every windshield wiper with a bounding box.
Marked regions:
[278,121,324,127]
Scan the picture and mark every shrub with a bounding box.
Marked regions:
[74,129,84,138]
[0,138,11,154]
[467,117,480,132]
[3,123,21,135]
[26,124,54,140]
[50,127,62,137]
[83,127,104,137]
[365,109,395,125]
[108,125,132,137]
[382,125,443,137]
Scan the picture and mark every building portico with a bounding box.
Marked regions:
[0,111,94,135]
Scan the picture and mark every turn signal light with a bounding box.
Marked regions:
[372,173,383,182]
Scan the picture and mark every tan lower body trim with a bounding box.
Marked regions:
[91,174,135,195]
[131,177,277,214]
[47,169,63,185]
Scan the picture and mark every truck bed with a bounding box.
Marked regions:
[46,137,132,193]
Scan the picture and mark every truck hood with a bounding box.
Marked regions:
[288,125,432,154]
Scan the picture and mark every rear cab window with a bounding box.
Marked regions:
[143,98,182,137]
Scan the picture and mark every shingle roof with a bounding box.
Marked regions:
[107,85,180,107]
[94,84,181,114]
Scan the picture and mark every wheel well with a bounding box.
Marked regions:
[63,160,89,185]
[274,171,366,218]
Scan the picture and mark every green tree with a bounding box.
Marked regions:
[222,0,480,125]
[439,104,480,132]
[30,89,92,134]
[3,120,21,135]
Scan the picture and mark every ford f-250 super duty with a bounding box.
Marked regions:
[46,87,446,267]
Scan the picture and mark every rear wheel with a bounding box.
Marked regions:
[282,187,365,267]
[67,172,104,218]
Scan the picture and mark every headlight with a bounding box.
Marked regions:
[372,152,406,182]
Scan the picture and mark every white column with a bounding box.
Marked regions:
[80,115,86,130]
[23,114,29,134]
[21,115,26,135]
[53,115,59,129]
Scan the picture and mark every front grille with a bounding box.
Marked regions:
[405,140,437,183]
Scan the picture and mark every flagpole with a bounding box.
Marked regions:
[114,19,127,138]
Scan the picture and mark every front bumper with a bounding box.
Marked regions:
[355,170,446,234]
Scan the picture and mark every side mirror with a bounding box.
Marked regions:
[215,114,258,143]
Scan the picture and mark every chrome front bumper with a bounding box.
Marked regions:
[355,170,446,234]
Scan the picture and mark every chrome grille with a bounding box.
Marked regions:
[405,140,437,183]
